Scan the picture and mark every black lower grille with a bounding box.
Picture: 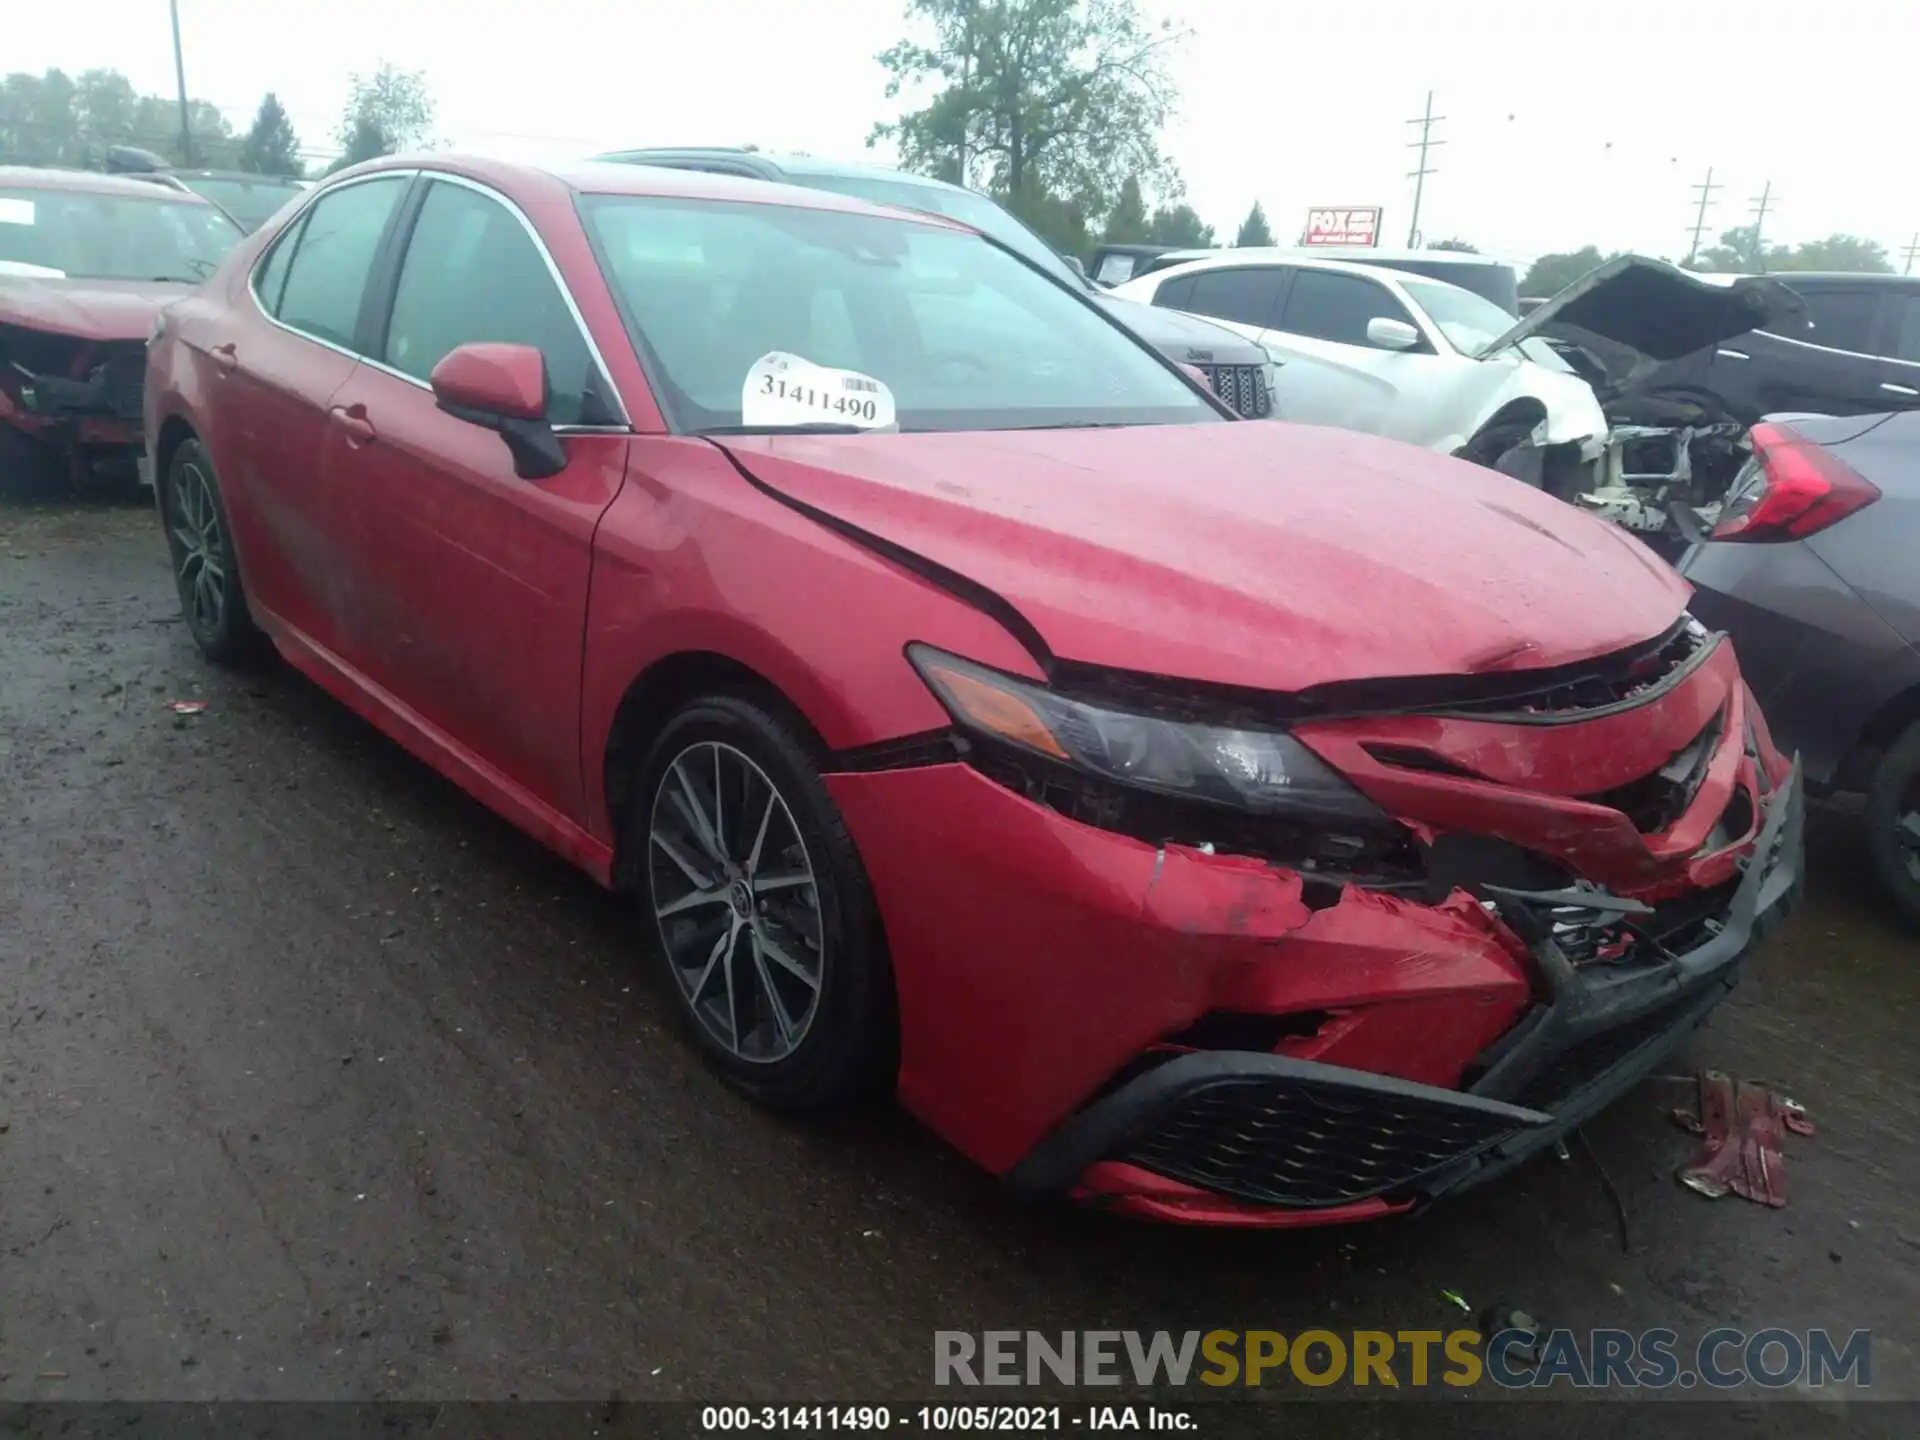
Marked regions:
[1197,363,1272,419]
[1511,994,1707,1111]
[1121,1074,1528,1208]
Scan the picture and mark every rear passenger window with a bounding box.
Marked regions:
[1182,268,1282,329]
[1791,289,1882,355]
[275,176,406,349]
[1280,271,1417,348]
[382,180,601,425]
[1154,275,1196,309]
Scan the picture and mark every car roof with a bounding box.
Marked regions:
[0,163,223,203]
[1138,250,1444,287]
[337,153,979,232]
[595,146,987,199]
[172,169,304,185]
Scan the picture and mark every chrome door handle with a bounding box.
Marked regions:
[1880,382,1919,397]
[1716,348,1750,361]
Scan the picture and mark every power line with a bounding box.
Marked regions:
[1404,90,1445,248]
[1684,165,1720,266]
[1749,181,1774,270]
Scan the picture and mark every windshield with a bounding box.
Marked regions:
[579,194,1218,435]
[178,176,304,232]
[776,168,1083,289]
[1398,277,1526,357]
[0,185,242,281]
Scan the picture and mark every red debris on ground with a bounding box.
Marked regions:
[1673,1069,1814,1207]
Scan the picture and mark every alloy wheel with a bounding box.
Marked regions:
[647,741,825,1064]
[170,459,227,636]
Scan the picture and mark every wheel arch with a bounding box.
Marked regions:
[602,648,831,892]
[1835,678,1920,794]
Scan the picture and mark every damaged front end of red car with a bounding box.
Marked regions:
[825,614,1803,1228]
[0,322,149,493]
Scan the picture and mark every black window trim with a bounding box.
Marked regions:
[249,168,632,434]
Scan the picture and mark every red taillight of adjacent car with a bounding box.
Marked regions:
[1709,422,1881,542]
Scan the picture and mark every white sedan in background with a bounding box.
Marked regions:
[1111,251,1609,470]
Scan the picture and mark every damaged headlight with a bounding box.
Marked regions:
[907,644,1387,825]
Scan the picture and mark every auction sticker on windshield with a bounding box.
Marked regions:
[0,198,37,226]
[742,351,897,430]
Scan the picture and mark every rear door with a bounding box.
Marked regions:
[197,172,410,649]
[1259,267,1440,437]
[317,174,631,823]
[1717,283,1912,416]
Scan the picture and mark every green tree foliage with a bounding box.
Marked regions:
[237,93,302,178]
[0,68,234,168]
[1102,175,1150,244]
[1234,201,1274,247]
[328,64,435,174]
[872,0,1187,254]
[1146,203,1212,248]
[1690,226,1893,275]
[1521,245,1611,296]
[1428,237,1478,252]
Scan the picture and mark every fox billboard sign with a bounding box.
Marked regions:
[1303,208,1382,247]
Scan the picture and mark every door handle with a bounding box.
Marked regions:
[210,342,238,373]
[328,404,377,445]
[1880,381,1919,398]
[1715,348,1750,361]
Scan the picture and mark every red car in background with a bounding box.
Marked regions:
[0,166,241,497]
[143,155,1803,1227]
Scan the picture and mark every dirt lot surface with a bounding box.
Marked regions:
[1,499,1913,1435]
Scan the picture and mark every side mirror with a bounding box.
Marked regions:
[429,342,567,479]
[1366,317,1422,351]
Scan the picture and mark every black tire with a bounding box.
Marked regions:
[1866,721,1920,932]
[631,692,895,1111]
[159,438,269,666]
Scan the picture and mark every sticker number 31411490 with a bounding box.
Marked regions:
[741,351,898,431]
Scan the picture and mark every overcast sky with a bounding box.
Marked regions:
[14,0,1917,268]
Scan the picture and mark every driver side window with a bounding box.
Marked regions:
[1279,270,1418,349]
[381,179,603,425]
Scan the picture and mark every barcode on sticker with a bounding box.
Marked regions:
[843,377,880,393]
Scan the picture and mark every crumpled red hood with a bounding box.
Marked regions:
[717,421,1689,692]
[0,278,186,343]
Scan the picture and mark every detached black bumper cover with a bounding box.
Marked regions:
[1007,763,1803,1211]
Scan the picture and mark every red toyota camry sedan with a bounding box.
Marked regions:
[144,155,1803,1227]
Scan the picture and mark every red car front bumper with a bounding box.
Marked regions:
[824,631,1803,1227]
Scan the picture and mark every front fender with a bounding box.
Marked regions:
[578,437,1040,846]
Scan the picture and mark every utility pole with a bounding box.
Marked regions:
[1903,232,1919,276]
[169,0,194,166]
[1404,90,1445,248]
[1684,166,1720,266]
[1748,181,1774,271]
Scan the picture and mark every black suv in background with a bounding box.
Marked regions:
[592,148,1276,419]
[1648,273,1920,419]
